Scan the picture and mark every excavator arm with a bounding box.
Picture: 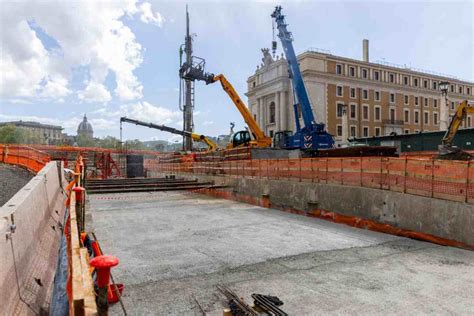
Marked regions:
[191,133,218,151]
[438,100,473,160]
[442,100,473,146]
[211,74,272,147]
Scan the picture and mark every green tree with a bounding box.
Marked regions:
[0,125,26,144]
[125,139,147,150]
[76,134,97,147]
[97,136,121,149]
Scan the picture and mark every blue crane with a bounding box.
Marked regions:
[271,6,335,150]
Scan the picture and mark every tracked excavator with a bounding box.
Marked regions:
[120,117,218,151]
[437,100,473,160]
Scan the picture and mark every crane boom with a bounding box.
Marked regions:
[271,6,316,129]
[271,6,334,150]
[120,117,217,151]
[211,74,272,147]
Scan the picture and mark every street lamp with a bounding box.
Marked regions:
[439,81,449,96]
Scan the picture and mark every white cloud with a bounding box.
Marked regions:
[202,120,214,126]
[78,82,112,103]
[0,0,163,103]
[137,2,164,27]
[120,101,181,124]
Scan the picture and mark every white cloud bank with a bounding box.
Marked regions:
[0,0,163,103]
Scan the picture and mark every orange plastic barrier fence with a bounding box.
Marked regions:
[147,156,474,204]
[0,144,50,173]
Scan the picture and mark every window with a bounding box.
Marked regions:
[350,126,357,137]
[363,89,368,100]
[374,71,380,80]
[415,97,419,106]
[403,76,409,85]
[414,78,419,87]
[363,127,369,137]
[423,80,428,88]
[375,127,381,137]
[451,102,455,110]
[424,98,428,107]
[424,112,429,125]
[467,87,471,95]
[336,64,342,75]
[451,85,454,93]
[269,102,276,123]
[375,91,380,101]
[390,108,395,121]
[363,105,369,120]
[434,99,438,108]
[433,81,437,90]
[374,106,381,121]
[389,73,395,83]
[269,130,274,137]
[350,88,356,99]
[350,104,357,119]
[433,112,438,125]
[405,129,410,134]
[337,125,343,137]
[336,103,345,117]
[362,68,368,79]
[390,93,395,103]
[459,86,463,94]
[252,82,256,88]
[349,66,355,77]
[336,85,343,96]
[414,129,420,133]
[414,110,419,124]
[404,95,409,104]
[254,114,257,121]
[404,109,410,123]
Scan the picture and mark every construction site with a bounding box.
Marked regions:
[1,3,474,316]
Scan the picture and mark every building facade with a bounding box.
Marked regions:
[246,42,474,144]
[0,120,64,144]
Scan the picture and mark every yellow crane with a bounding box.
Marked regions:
[210,74,272,149]
[438,100,473,160]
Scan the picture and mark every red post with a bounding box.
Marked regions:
[90,255,119,315]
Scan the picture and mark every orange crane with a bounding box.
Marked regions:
[180,62,272,149]
[210,74,272,148]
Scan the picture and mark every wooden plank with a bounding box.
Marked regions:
[80,248,98,315]
[70,192,85,314]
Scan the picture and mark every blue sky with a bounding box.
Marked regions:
[1,0,472,142]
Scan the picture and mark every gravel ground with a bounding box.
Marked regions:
[0,163,34,206]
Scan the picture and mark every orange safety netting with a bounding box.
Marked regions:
[145,156,474,204]
[0,144,50,173]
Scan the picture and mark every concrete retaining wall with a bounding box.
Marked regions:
[0,161,66,314]
[152,172,474,247]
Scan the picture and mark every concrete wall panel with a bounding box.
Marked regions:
[0,162,66,314]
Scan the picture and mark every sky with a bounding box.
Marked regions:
[0,0,473,143]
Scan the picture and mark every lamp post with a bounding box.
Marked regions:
[439,81,450,131]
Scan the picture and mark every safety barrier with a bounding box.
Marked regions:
[0,144,50,173]
[147,157,474,204]
[65,154,97,314]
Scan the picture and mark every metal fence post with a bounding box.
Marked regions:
[403,156,408,194]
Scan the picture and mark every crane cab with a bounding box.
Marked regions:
[228,131,252,148]
[273,130,293,148]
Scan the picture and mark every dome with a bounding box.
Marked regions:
[77,114,93,138]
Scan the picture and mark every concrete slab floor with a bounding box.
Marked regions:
[88,191,474,315]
